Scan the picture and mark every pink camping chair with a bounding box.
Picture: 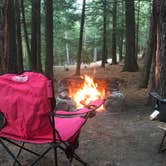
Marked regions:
[0,72,104,166]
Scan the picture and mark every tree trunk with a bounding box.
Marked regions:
[101,0,107,68]
[16,0,24,73]
[65,31,70,66]
[7,0,18,73]
[36,0,41,72]
[45,0,53,79]
[0,1,4,73]
[159,0,166,97]
[3,2,8,73]
[151,0,161,91]
[111,0,117,64]
[20,0,31,66]
[119,0,125,62]
[31,0,41,72]
[139,4,156,88]
[75,0,86,75]
[123,0,138,72]
[135,0,140,58]
[119,34,124,62]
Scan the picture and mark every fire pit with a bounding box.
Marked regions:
[56,75,125,112]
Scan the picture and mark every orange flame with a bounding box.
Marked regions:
[70,75,105,111]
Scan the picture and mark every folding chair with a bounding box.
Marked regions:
[150,91,166,153]
[0,72,104,166]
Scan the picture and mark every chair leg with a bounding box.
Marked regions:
[67,157,73,166]
[13,142,25,166]
[58,145,87,166]
[4,138,40,156]
[53,146,58,166]
[159,131,166,153]
[72,152,88,166]
[0,139,22,166]
[30,147,52,166]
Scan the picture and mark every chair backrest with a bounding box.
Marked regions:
[0,72,53,140]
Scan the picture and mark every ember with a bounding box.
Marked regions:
[69,75,105,111]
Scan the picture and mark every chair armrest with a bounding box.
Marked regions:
[149,91,166,102]
[55,108,90,117]
[54,99,105,117]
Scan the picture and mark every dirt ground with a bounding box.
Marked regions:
[1,61,166,166]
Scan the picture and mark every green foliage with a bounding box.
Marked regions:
[21,0,150,66]
[135,0,150,49]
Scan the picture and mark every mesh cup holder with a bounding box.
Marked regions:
[0,111,6,130]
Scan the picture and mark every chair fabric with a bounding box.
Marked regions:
[0,72,53,142]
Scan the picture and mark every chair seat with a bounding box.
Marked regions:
[0,115,86,144]
[55,116,86,142]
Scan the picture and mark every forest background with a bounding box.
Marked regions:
[0,0,166,96]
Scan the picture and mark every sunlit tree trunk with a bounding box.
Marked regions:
[118,0,125,62]
[20,0,31,65]
[159,0,166,96]
[75,0,86,75]
[65,31,70,66]
[151,0,160,91]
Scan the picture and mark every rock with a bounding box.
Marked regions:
[104,90,125,112]
[56,95,76,112]
[56,81,77,111]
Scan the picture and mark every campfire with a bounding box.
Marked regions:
[68,75,105,111]
[56,75,107,112]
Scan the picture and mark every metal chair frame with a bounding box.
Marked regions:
[150,91,166,153]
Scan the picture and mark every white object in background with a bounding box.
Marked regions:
[150,110,160,120]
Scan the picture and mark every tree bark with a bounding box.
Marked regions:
[159,0,166,97]
[118,0,125,62]
[65,31,70,66]
[123,0,139,72]
[135,0,140,58]
[36,0,41,72]
[45,0,53,79]
[16,0,24,73]
[31,0,41,72]
[0,1,4,73]
[151,0,161,91]
[101,0,107,68]
[111,0,117,64]
[75,0,86,75]
[7,0,18,73]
